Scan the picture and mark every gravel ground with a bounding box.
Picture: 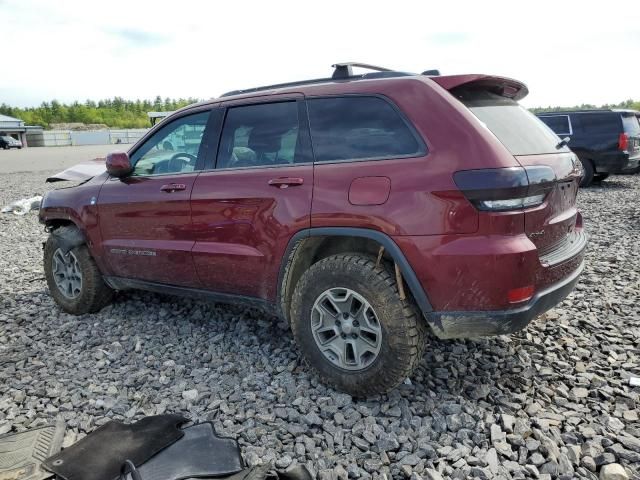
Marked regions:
[1,171,639,480]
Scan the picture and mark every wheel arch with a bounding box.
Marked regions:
[277,227,433,323]
[45,220,88,254]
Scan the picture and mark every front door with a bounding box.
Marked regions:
[190,99,313,300]
[97,110,214,287]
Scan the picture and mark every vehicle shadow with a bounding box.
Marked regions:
[585,178,634,190]
[6,286,537,409]
[104,289,538,405]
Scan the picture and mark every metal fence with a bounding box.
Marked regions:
[26,129,148,147]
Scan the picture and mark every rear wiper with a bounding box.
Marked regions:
[556,137,570,149]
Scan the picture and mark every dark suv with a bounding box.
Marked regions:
[537,109,640,186]
[39,63,586,395]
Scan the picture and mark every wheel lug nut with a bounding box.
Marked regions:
[343,313,349,319]
[341,333,346,339]
[335,320,341,326]
[353,320,359,327]
[352,334,357,339]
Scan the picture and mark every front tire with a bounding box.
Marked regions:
[290,253,426,396]
[44,232,114,314]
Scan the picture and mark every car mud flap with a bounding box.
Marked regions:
[0,420,65,480]
[43,414,187,480]
[120,423,243,480]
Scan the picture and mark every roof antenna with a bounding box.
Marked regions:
[422,69,441,76]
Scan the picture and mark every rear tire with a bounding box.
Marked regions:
[290,253,426,396]
[579,158,594,187]
[44,232,114,314]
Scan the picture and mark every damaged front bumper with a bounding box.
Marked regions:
[426,261,584,339]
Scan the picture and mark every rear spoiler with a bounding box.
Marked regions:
[431,74,529,101]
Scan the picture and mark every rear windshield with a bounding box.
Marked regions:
[622,114,640,136]
[455,89,568,155]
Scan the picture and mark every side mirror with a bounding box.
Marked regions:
[106,152,133,178]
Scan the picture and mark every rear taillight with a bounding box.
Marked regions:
[618,133,629,151]
[453,166,555,212]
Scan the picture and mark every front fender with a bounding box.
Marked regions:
[39,176,108,273]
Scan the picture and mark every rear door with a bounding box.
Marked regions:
[190,97,313,300]
[98,109,215,287]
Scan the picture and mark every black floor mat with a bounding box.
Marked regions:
[122,423,243,480]
[43,414,187,480]
[0,421,65,480]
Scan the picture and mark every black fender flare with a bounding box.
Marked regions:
[277,227,433,318]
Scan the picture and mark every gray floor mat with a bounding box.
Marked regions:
[122,423,243,480]
[0,421,65,480]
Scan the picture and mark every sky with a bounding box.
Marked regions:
[0,0,638,109]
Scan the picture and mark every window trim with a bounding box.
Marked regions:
[210,99,313,171]
[305,93,428,165]
[538,114,573,137]
[126,108,216,178]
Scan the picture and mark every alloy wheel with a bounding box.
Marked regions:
[52,248,83,299]
[310,287,383,371]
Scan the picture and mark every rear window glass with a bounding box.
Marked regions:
[455,89,568,156]
[307,96,423,162]
[538,115,571,136]
[622,115,640,136]
[576,113,620,135]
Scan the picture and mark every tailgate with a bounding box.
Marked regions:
[622,113,640,156]
[516,152,582,256]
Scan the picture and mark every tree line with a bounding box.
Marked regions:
[530,99,640,114]
[0,96,200,129]
[1,97,638,129]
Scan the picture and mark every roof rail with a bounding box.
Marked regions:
[220,62,439,98]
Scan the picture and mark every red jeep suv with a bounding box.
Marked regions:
[40,63,586,395]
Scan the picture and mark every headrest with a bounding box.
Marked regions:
[248,125,283,153]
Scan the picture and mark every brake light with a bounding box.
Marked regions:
[453,166,555,212]
[508,285,535,303]
[618,133,629,151]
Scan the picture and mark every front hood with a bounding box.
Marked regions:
[46,158,106,182]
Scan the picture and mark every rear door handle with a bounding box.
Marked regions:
[268,177,304,189]
[160,183,187,192]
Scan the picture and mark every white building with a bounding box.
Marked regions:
[0,114,42,147]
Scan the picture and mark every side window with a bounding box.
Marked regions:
[539,115,571,135]
[307,96,423,162]
[578,113,620,136]
[130,111,210,176]
[217,102,300,169]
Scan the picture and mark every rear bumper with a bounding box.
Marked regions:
[593,152,640,173]
[426,260,584,339]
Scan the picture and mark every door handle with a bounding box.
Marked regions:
[268,177,304,189]
[160,183,187,192]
